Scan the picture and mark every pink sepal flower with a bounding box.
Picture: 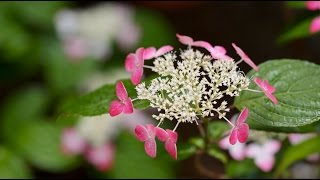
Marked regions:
[61,128,87,155]
[306,1,320,10]
[134,124,157,158]
[125,46,173,85]
[109,81,133,117]
[232,43,259,71]
[246,140,281,172]
[310,16,320,34]
[254,77,278,105]
[155,127,178,160]
[85,144,115,172]
[176,34,231,60]
[229,107,249,145]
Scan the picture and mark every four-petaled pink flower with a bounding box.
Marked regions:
[306,1,320,11]
[61,128,87,155]
[229,107,249,145]
[155,127,178,160]
[135,124,157,158]
[109,81,133,117]
[310,16,320,34]
[176,34,231,60]
[125,46,173,85]
[85,144,115,172]
[246,140,281,172]
[254,77,278,105]
[232,43,259,71]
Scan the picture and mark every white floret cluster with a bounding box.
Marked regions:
[135,48,250,124]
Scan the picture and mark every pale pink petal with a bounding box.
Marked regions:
[123,98,133,114]
[109,100,124,117]
[288,133,316,145]
[135,47,145,61]
[131,67,144,85]
[213,46,227,54]
[155,127,168,141]
[237,107,249,125]
[262,80,276,94]
[229,128,237,145]
[229,142,247,161]
[237,123,249,143]
[265,92,278,105]
[143,47,156,60]
[218,136,230,150]
[246,144,261,158]
[125,53,136,72]
[61,128,86,155]
[166,130,178,143]
[146,124,156,138]
[165,140,177,160]
[306,1,320,11]
[144,139,157,158]
[155,45,174,57]
[134,124,149,142]
[85,144,115,171]
[176,34,194,45]
[255,77,263,88]
[310,16,320,33]
[255,154,274,172]
[192,40,214,51]
[232,43,259,71]
[116,81,128,100]
[264,140,281,154]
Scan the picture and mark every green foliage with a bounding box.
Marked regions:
[235,59,320,133]
[207,121,229,142]
[276,136,320,176]
[277,18,313,44]
[177,143,197,161]
[207,145,227,164]
[11,121,80,172]
[286,1,307,9]
[226,159,261,178]
[0,146,32,178]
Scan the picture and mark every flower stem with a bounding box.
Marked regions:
[223,116,235,127]
[244,88,263,93]
[143,65,154,69]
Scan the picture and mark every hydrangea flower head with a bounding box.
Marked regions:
[109,34,278,159]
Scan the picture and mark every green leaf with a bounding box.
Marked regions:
[286,1,307,9]
[277,18,313,44]
[207,121,229,142]
[0,146,32,178]
[226,159,260,178]
[108,131,176,178]
[12,121,80,172]
[234,59,320,132]
[275,136,320,176]
[235,59,320,133]
[189,137,205,150]
[61,75,154,116]
[177,143,197,160]
[207,146,227,164]
[0,86,49,142]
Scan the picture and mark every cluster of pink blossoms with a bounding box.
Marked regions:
[306,1,320,33]
[109,34,278,159]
